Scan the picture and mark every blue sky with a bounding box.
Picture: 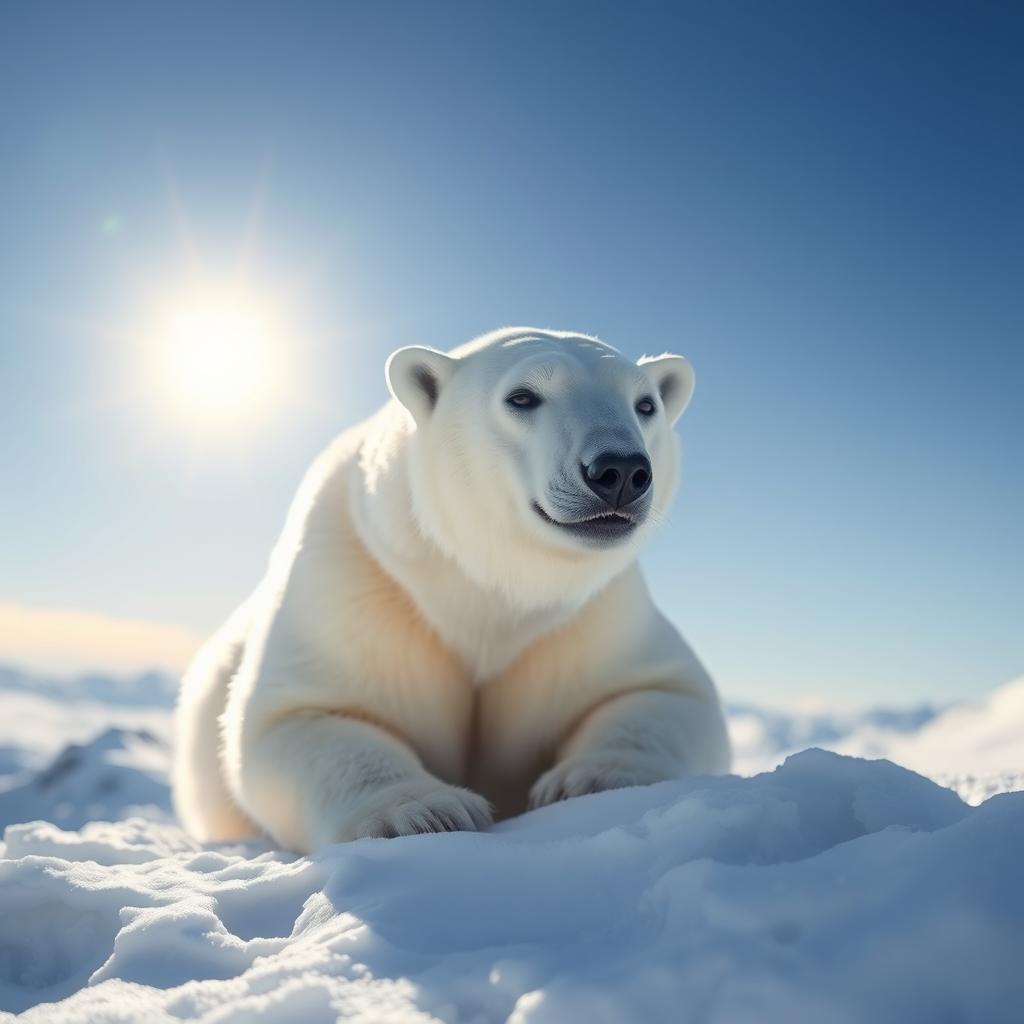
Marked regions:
[1,1,1021,704]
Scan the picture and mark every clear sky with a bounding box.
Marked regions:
[1,1,1021,705]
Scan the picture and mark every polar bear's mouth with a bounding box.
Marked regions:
[531,502,639,543]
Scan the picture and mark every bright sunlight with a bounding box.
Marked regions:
[150,289,287,426]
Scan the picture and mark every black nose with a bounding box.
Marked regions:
[581,452,653,509]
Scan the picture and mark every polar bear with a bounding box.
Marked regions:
[173,327,730,852]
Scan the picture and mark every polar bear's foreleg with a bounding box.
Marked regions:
[529,688,731,808]
[234,711,492,852]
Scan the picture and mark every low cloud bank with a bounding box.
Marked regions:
[0,603,201,676]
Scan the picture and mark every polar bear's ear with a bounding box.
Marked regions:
[386,346,457,424]
[638,353,695,425]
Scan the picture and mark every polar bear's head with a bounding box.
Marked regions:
[386,328,695,609]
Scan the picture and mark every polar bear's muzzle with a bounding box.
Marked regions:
[532,448,652,546]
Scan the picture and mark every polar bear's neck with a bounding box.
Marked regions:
[347,409,577,683]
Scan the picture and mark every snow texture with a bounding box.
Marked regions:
[1,666,1022,1022]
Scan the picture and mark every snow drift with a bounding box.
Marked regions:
[1,666,1022,1022]
[2,750,1022,1023]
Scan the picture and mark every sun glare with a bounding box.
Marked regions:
[151,291,286,426]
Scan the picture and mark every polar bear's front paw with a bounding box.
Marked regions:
[528,754,673,809]
[328,778,493,844]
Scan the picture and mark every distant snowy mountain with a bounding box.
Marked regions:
[0,728,171,832]
[0,664,176,788]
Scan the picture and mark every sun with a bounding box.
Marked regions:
[150,289,287,426]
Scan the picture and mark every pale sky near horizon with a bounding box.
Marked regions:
[1,1,1021,706]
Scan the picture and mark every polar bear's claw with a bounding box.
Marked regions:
[528,754,672,809]
[337,779,493,842]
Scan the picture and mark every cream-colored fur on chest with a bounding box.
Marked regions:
[350,409,576,683]
[172,328,731,853]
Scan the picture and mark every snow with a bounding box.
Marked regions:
[730,676,1024,805]
[0,728,171,833]
[0,666,173,784]
[1,665,1023,1022]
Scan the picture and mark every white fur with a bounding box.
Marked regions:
[173,328,730,851]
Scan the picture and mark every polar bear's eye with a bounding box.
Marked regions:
[506,388,542,410]
[636,396,656,417]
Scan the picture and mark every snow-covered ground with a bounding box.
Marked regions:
[1,665,1022,1022]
